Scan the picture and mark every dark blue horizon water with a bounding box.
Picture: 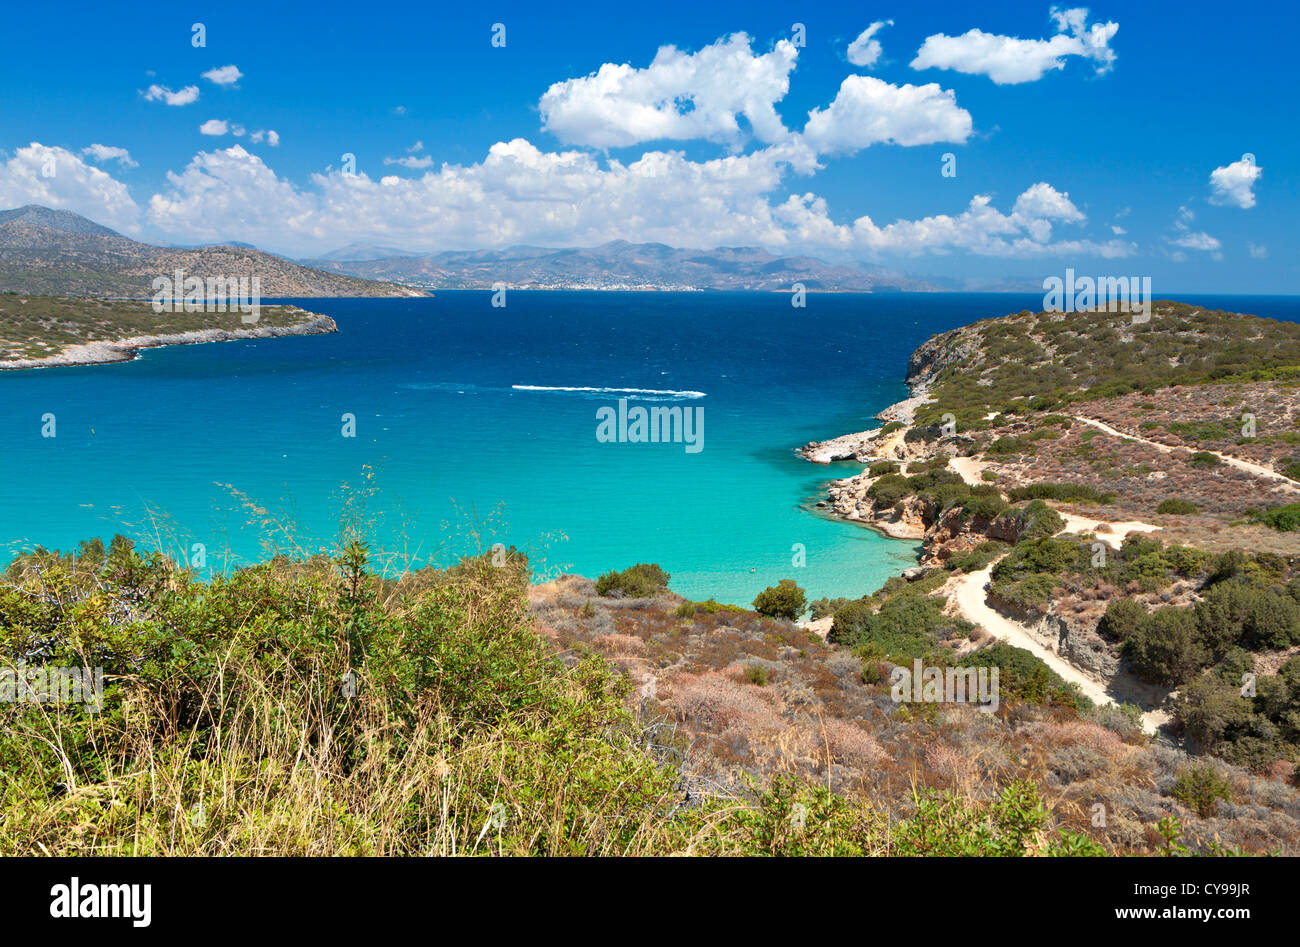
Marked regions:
[3,291,1298,605]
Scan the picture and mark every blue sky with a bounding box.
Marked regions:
[0,0,1294,290]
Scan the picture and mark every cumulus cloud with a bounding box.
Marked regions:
[248,129,280,146]
[143,139,822,253]
[846,182,1128,256]
[911,6,1119,84]
[131,137,1122,264]
[539,33,798,148]
[1209,155,1261,208]
[846,20,892,68]
[144,84,200,106]
[1248,242,1267,258]
[199,119,246,137]
[801,76,972,155]
[81,143,138,169]
[0,143,140,232]
[201,64,243,85]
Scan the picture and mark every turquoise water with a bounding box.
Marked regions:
[3,291,1297,605]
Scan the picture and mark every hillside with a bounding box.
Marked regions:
[798,301,1300,789]
[301,240,938,292]
[0,205,423,298]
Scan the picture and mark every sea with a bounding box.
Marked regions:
[3,291,1298,605]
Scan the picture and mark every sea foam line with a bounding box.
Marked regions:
[512,385,705,399]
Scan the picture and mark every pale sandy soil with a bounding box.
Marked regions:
[948,456,989,485]
[798,615,834,638]
[1058,512,1160,547]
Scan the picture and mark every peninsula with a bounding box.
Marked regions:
[0,294,337,370]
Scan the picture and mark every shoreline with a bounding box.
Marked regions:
[0,312,339,371]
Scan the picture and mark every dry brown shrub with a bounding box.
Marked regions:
[1029,719,1126,755]
[821,718,888,767]
[924,743,977,786]
[592,633,646,656]
[669,672,782,732]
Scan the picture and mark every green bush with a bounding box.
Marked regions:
[1171,763,1233,818]
[962,643,1088,710]
[1007,483,1115,504]
[752,579,807,620]
[595,563,670,597]
[1249,503,1300,532]
[808,596,853,620]
[1123,608,1206,686]
[1156,498,1200,515]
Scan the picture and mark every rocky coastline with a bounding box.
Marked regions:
[0,312,339,371]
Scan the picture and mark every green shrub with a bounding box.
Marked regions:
[1249,503,1300,532]
[868,460,900,477]
[595,562,671,597]
[1171,763,1233,818]
[752,579,807,620]
[1007,483,1115,504]
[1123,608,1206,686]
[963,643,1088,709]
[693,598,746,615]
[1156,498,1200,515]
[808,596,853,620]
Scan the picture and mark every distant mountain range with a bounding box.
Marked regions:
[0,205,946,296]
[0,206,421,298]
[299,240,943,292]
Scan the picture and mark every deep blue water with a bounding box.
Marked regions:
[2,291,1298,604]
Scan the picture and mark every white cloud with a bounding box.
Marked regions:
[1209,156,1261,208]
[384,154,435,169]
[144,139,821,254]
[845,182,1128,256]
[201,64,243,85]
[249,129,280,146]
[134,138,1125,265]
[539,33,798,148]
[1170,231,1221,251]
[846,20,892,68]
[801,76,972,155]
[911,7,1119,84]
[199,119,230,136]
[1249,242,1268,258]
[1168,206,1221,255]
[81,143,138,169]
[0,143,140,232]
[144,84,200,106]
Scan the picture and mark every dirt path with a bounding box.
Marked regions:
[952,563,1166,734]
[1074,415,1300,491]
[1057,512,1160,546]
[948,456,988,486]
